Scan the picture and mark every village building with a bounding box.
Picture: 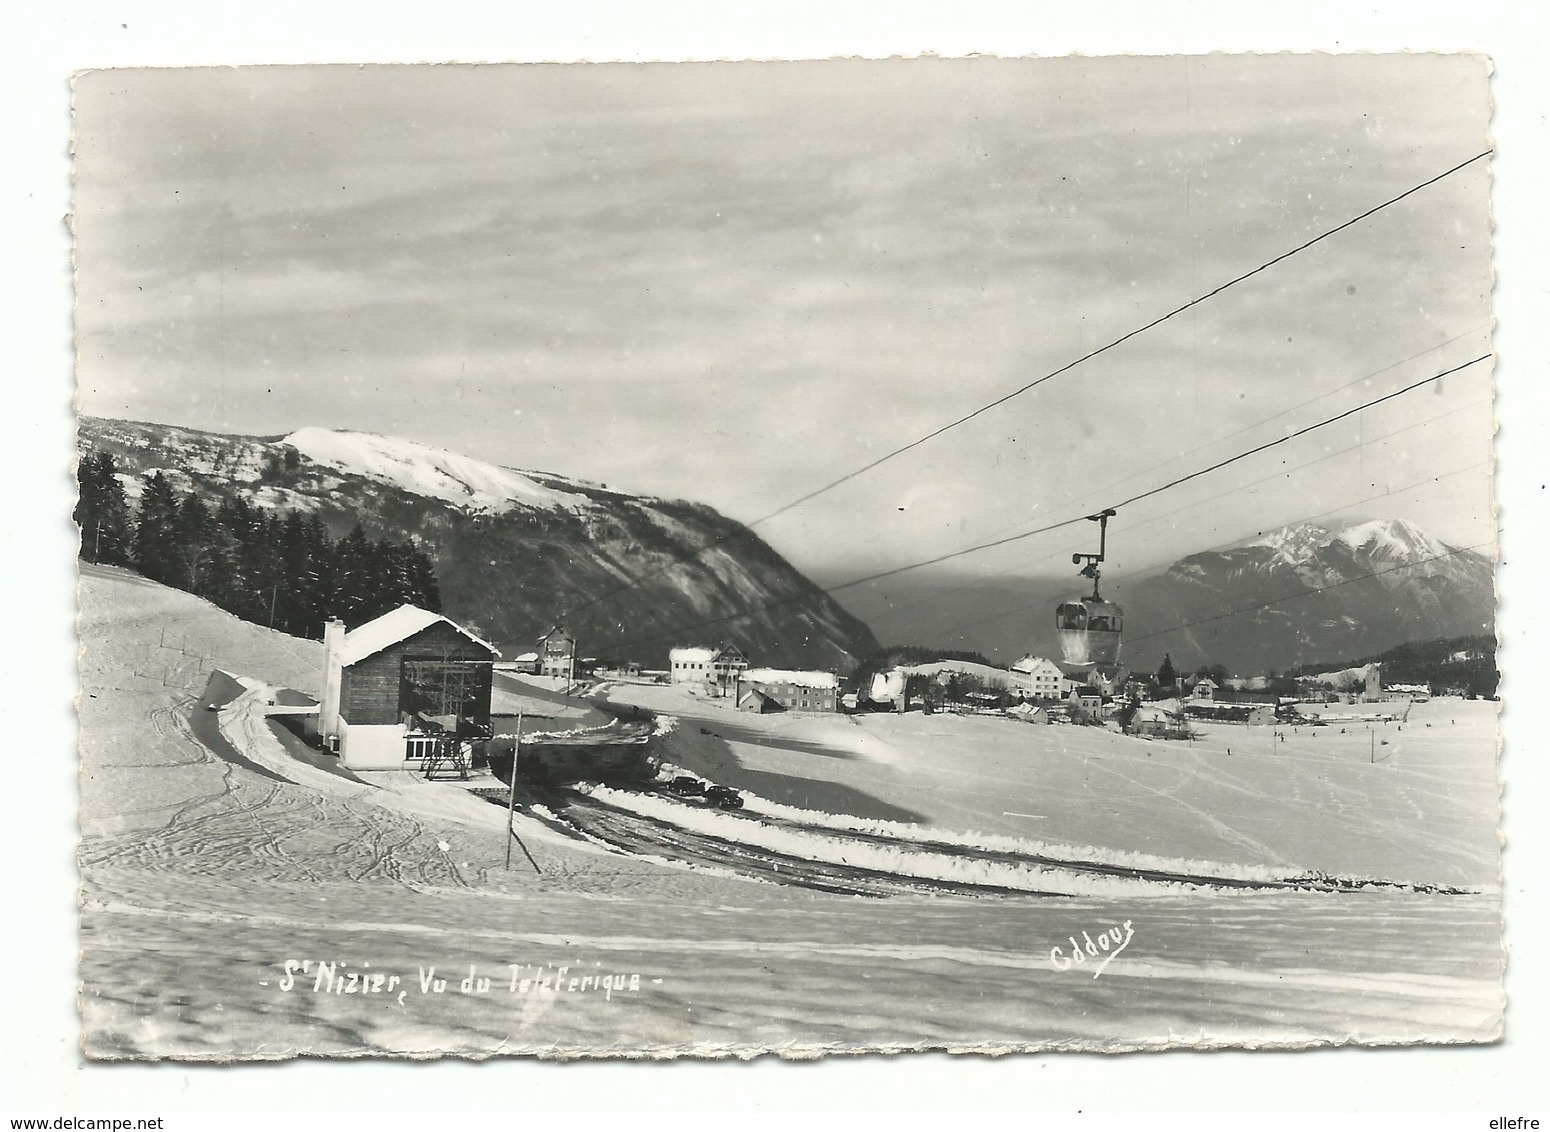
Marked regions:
[1190,677,1219,701]
[735,685,781,713]
[1184,699,1286,725]
[509,651,541,675]
[669,646,715,686]
[318,605,499,771]
[1011,655,1067,700]
[866,667,933,713]
[1006,700,1051,724]
[1356,662,1386,701]
[1126,703,1192,739]
[1066,685,1106,723]
[669,642,749,697]
[737,668,839,713]
[708,643,750,693]
[536,625,576,681]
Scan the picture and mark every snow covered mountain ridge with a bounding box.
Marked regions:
[282,427,588,513]
[1246,518,1467,568]
[78,415,881,668]
[1124,516,1496,671]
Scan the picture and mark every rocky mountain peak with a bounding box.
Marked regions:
[1244,523,1336,566]
[1332,517,1455,563]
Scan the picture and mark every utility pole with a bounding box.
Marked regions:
[505,712,522,870]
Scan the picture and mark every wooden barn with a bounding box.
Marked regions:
[319,606,500,771]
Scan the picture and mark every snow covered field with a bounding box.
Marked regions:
[75,566,1503,1058]
[608,684,1499,891]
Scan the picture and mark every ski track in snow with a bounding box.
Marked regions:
[1082,752,1292,868]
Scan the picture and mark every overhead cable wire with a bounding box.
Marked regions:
[747,150,1493,529]
[599,353,1491,655]
[984,324,1491,539]
[911,460,1490,645]
[814,354,1489,594]
[849,382,1492,617]
[555,149,1493,624]
[1101,355,1490,514]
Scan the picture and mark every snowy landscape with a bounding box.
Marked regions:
[76,550,1501,1057]
[70,55,1500,1061]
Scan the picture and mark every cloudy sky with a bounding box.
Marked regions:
[72,54,1494,582]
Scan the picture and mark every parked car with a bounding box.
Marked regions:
[704,784,744,811]
[665,776,705,797]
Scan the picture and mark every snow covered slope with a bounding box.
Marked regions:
[283,426,584,512]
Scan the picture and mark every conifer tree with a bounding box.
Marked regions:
[172,492,215,594]
[74,453,133,565]
[332,524,376,626]
[132,472,180,583]
[102,449,443,640]
[409,541,441,612]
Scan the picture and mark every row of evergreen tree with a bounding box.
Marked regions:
[75,451,441,637]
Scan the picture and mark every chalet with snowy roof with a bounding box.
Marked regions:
[319,605,499,771]
[669,642,749,697]
[737,668,838,713]
[509,651,541,675]
[1190,677,1219,701]
[536,625,576,680]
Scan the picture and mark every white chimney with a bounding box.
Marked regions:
[319,618,346,741]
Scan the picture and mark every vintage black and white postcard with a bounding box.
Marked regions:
[71,54,1499,1059]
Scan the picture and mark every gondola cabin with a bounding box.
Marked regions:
[1055,597,1125,667]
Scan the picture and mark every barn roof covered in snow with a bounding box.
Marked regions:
[742,668,838,689]
[339,605,501,667]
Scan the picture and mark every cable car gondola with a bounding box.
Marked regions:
[1056,509,1124,671]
